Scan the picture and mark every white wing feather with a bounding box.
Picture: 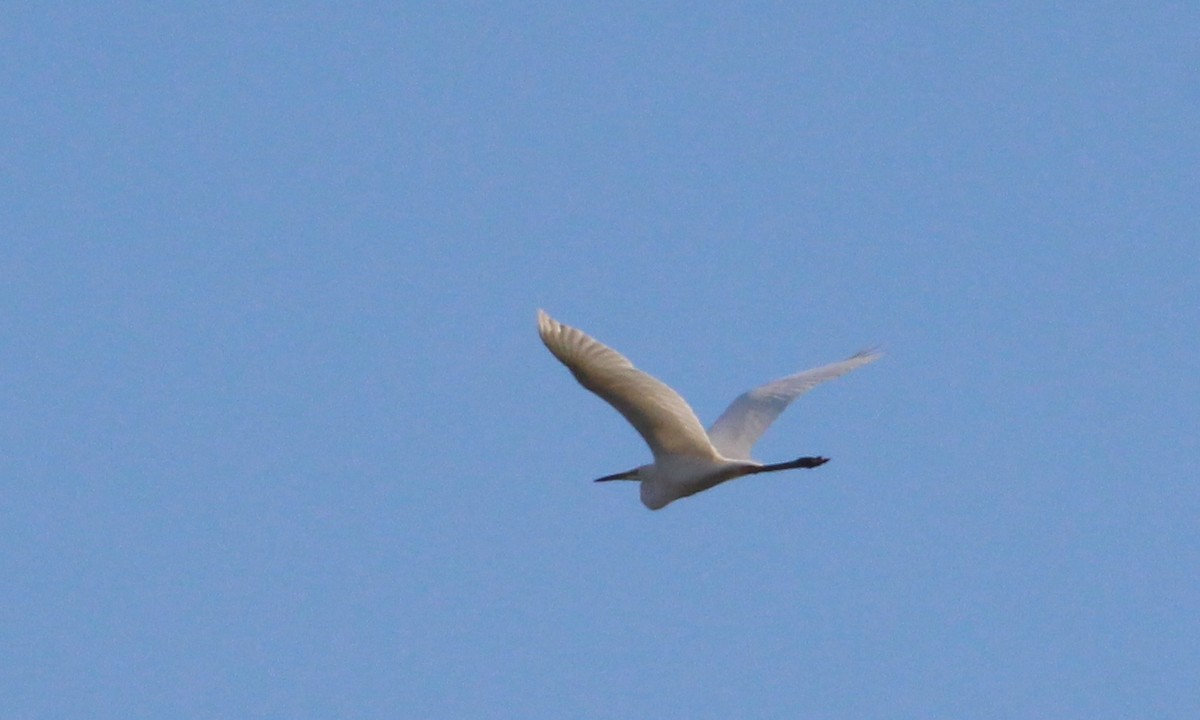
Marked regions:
[538,310,718,460]
[706,349,883,460]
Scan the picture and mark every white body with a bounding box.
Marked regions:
[537,310,880,509]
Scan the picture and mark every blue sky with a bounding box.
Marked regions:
[3,3,1197,718]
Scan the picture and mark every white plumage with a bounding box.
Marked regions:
[538,310,880,509]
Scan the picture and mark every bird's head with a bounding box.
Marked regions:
[593,465,647,483]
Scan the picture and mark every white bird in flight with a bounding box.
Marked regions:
[538,310,881,510]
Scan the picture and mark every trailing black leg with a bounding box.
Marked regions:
[750,456,830,474]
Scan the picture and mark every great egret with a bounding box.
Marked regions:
[537,310,881,509]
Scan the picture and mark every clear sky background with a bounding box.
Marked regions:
[3,3,1197,718]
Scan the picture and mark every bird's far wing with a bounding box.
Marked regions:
[538,310,717,460]
[706,349,883,460]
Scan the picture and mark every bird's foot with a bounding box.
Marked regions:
[796,456,829,468]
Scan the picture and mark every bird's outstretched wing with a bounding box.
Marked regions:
[706,349,882,460]
[538,310,717,460]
